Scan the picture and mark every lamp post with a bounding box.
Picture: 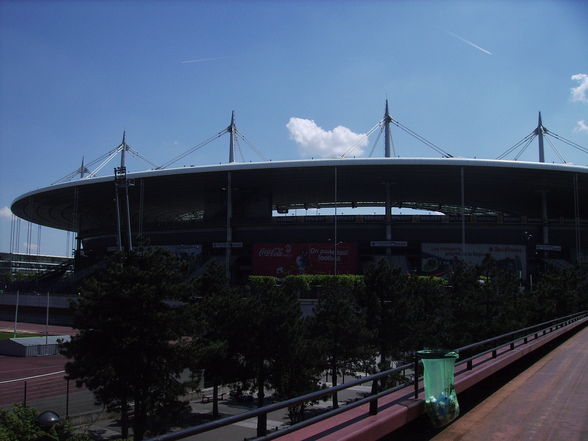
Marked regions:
[13,290,20,338]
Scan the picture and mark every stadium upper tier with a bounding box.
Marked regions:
[10,158,588,234]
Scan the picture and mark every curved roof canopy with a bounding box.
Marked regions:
[11,158,588,234]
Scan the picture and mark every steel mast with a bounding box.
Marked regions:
[384,101,393,255]
[384,99,393,158]
[228,111,236,163]
[536,112,545,163]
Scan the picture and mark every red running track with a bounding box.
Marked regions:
[0,321,85,406]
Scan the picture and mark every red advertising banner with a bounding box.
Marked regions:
[252,243,358,276]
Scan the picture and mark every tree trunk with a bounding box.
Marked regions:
[256,373,265,408]
[379,347,388,388]
[256,371,267,437]
[212,381,219,418]
[134,399,146,441]
[121,396,129,439]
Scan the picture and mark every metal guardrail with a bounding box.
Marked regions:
[146,310,588,441]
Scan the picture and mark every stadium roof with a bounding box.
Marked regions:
[11,158,588,233]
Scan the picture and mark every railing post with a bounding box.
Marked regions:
[23,381,27,407]
[257,413,267,437]
[369,379,379,415]
[524,337,528,344]
[492,350,497,358]
[467,360,473,370]
[66,379,70,418]
[510,342,515,350]
[414,353,419,399]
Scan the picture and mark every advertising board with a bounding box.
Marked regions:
[252,242,358,276]
[421,243,526,277]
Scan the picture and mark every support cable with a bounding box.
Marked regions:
[544,130,588,155]
[26,222,32,255]
[85,148,123,178]
[389,118,453,158]
[496,131,536,160]
[390,129,396,157]
[235,129,268,161]
[544,135,567,163]
[15,218,21,254]
[340,122,382,158]
[126,146,160,169]
[9,214,15,255]
[513,135,537,161]
[157,129,228,169]
[52,148,118,184]
[235,136,246,162]
[368,126,384,158]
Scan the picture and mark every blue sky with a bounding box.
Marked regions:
[1,0,587,256]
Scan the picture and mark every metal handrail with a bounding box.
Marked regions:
[145,310,588,441]
[454,311,587,373]
[147,361,414,441]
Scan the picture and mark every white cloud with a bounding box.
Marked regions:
[574,120,588,133]
[0,206,12,219]
[286,118,368,158]
[571,73,588,103]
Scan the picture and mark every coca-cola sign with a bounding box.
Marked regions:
[252,242,358,276]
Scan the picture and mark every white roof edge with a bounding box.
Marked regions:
[12,157,588,206]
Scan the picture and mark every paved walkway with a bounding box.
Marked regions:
[431,325,588,441]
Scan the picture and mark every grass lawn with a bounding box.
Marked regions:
[0,331,42,340]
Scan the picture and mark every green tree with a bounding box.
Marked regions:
[0,404,94,441]
[528,267,587,323]
[362,260,409,368]
[477,256,525,336]
[0,405,42,441]
[308,276,374,408]
[187,262,245,418]
[445,263,485,347]
[61,248,191,441]
[239,276,311,414]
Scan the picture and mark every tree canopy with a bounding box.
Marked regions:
[60,252,587,438]
[61,248,192,441]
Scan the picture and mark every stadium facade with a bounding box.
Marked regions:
[10,156,588,283]
[8,106,588,282]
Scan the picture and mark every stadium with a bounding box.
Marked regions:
[9,108,588,283]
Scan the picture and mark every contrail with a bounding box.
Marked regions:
[444,30,493,55]
[180,56,227,64]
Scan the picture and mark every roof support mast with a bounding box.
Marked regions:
[228,111,236,163]
[121,131,127,168]
[226,112,236,281]
[114,131,133,252]
[384,100,392,158]
[537,112,545,163]
[384,101,393,255]
[536,113,549,248]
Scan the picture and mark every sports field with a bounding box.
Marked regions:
[0,331,41,340]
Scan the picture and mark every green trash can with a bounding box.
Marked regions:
[417,349,459,427]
